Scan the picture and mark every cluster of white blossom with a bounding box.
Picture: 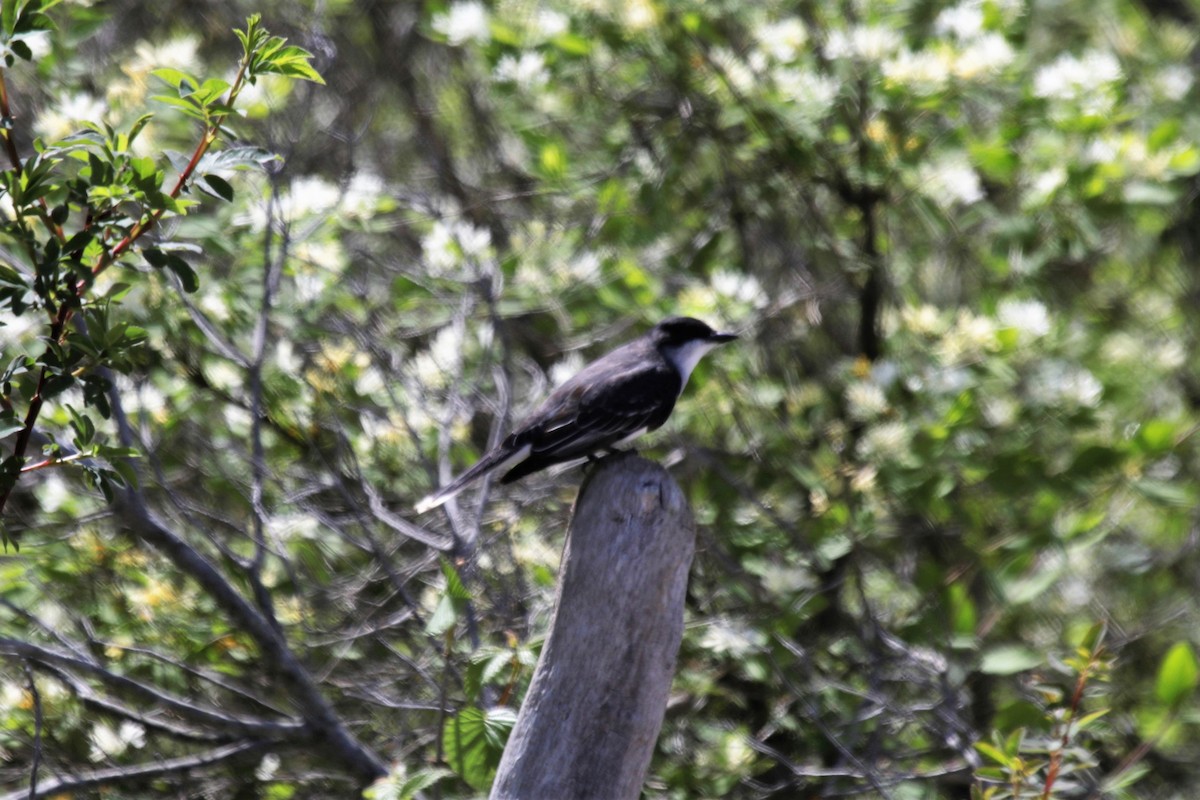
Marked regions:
[917,152,985,208]
[494,52,550,89]
[89,720,146,762]
[1027,360,1103,408]
[997,298,1051,340]
[881,2,1014,93]
[421,218,494,275]
[1033,50,1122,116]
[432,1,490,46]
[845,380,889,421]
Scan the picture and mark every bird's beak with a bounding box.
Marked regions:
[709,331,739,344]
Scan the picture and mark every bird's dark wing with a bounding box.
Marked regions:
[498,348,680,483]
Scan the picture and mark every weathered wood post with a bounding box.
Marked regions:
[490,454,696,800]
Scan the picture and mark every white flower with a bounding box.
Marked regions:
[34,92,108,141]
[982,396,1018,427]
[1028,361,1102,408]
[935,4,985,40]
[850,464,878,492]
[239,175,342,229]
[858,421,911,461]
[773,67,839,121]
[566,251,602,283]
[433,2,490,46]
[414,325,466,387]
[88,721,146,762]
[918,153,984,207]
[883,49,951,94]
[534,9,569,39]
[699,618,766,656]
[712,269,767,308]
[355,366,386,396]
[1154,340,1185,371]
[342,172,385,217]
[756,561,815,594]
[623,0,657,30]
[997,298,1050,338]
[755,18,808,62]
[288,176,342,218]
[938,311,998,364]
[494,52,549,89]
[1025,165,1066,206]
[825,25,902,61]
[901,304,947,336]
[954,33,1014,77]
[1033,51,1121,104]
[37,475,72,513]
[422,220,493,274]
[846,381,888,421]
[1,681,27,711]
[129,35,201,76]
[1152,65,1193,101]
[128,384,167,417]
[275,340,302,373]
[711,48,756,93]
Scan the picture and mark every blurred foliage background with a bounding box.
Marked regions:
[1,0,1199,797]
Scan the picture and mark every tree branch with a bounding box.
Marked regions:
[0,740,269,800]
[0,640,303,740]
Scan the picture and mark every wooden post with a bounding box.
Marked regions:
[490,454,696,800]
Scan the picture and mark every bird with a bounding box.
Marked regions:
[415,316,738,513]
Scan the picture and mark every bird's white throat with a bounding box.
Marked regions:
[663,340,721,392]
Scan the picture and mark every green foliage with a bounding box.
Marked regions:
[973,628,1113,799]
[0,9,322,545]
[442,705,517,791]
[364,764,453,800]
[1,0,1199,797]
[1156,642,1198,709]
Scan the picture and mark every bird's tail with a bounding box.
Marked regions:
[414,443,531,514]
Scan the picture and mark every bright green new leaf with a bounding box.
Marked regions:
[979,645,1043,675]
[1156,641,1199,708]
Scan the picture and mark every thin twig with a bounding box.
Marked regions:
[23,661,42,800]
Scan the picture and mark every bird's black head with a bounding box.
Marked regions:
[651,317,739,347]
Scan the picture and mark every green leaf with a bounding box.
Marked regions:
[980,645,1043,675]
[442,706,517,791]
[973,741,1013,767]
[1102,762,1151,792]
[1156,642,1198,708]
[261,44,325,83]
[1073,708,1110,731]
[1132,479,1195,507]
[398,768,453,799]
[552,32,592,56]
[441,557,471,601]
[1135,419,1176,454]
[194,77,231,106]
[201,173,234,202]
[424,592,458,637]
[539,141,567,179]
[151,67,199,92]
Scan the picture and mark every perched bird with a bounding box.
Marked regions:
[415,317,738,513]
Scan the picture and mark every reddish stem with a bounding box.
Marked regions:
[1040,654,1097,800]
[0,58,249,518]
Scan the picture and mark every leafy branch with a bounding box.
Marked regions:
[0,12,323,543]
